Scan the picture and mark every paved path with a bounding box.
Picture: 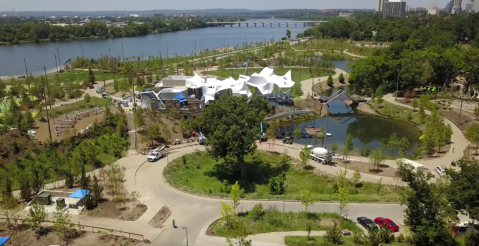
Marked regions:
[342,49,366,59]
[300,68,348,99]
[195,231,325,246]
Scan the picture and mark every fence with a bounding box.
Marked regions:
[0,217,144,241]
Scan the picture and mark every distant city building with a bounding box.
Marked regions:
[474,0,479,11]
[130,14,140,17]
[416,7,427,11]
[453,0,463,13]
[383,0,406,18]
[427,3,440,14]
[321,9,337,13]
[466,1,474,11]
[338,12,354,18]
[378,0,386,11]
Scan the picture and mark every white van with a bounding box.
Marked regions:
[398,158,425,173]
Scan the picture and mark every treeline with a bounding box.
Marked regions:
[302,12,479,44]
[0,17,207,44]
[0,107,129,201]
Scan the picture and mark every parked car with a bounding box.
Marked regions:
[435,166,446,177]
[147,152,162,162]
[374,217,399,232]
[357,217,378,230]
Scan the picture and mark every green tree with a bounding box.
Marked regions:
[79,165,90,190]
[353,168,361,186]
[375,85,383,101]
[19,111,35,132]
[196,96,269,181]
[52,206,72,241]
[412,98,418,111]
[337,187,349,216]
[88,66,95,84]
[299,145,311,168]
[293,127,301,140]
[229,181,244,210]
[397,159,458,246]
[134,107,145,128]
[84,93,91,104]
[326,75,333,87]
[387,133,401,157]
[418,104,426,123]
[106,162,125,200]
[338,73,345,83]
[344,133,354,161]
[331,143,339,153]
[220,201,236,229]
[27,201,47,233]
[226,219,252,246]
[369,147,385,170]
[286,29,291,39]
[465,124,479,154]
[300,189,315,212]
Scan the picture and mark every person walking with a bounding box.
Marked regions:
[453,147,455,153]
[172,218,176,228]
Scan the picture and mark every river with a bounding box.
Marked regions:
[280,87,421,156]
[0,21,308,77]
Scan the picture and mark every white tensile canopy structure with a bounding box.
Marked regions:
[186,67,295,105]
[143,67,295,108]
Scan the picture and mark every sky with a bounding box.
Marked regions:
[0,0,453,11]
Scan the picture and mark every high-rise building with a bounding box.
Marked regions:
[378,0,387,12]
[453,0,463,13]
[383,0,406,18]
[446,0,454,14]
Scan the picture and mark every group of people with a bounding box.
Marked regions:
[53,107,104,136]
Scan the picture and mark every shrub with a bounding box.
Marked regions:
[353,231,365,245]
[338,73,345,83]
[220,180,231,193]
[324,222,343,244]
[327,75,333,87]
[249,203,264,221]
[378,227,395,244]
[396,233,405,243]
[268,173,285,195]
[360,146,371,157]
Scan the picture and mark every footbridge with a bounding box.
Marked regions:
[316,89,367,106]
[264,109,311,121]
[206,21,327,28]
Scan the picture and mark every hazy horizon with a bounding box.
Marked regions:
[1,0,452,12]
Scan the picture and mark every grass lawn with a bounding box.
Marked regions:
[37,97,113,118]
[164,151,401,202]
[210,210,360,238]
[57,70,122,83]
[285,236,408,246]
[369,100,428,128]
[203,68,333,82]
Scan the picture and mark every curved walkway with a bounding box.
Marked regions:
[343,49,367,59]
[300,67,348,99]
[195,230,326,246]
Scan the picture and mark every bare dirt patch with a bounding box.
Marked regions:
[148,205,171,229]
[336,160,400,178]
[83,199,147,221]
[320,218,341,227]
[0,226,140,246]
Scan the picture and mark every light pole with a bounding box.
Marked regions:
[23,58,30,91]
[57,48,61,71]
[81,45,84,58]
[43,67,53,141]
[395,69,400,101]
[121,43,125,62]
[282,183,287,212]
[54,54,59,77]
[182,227,189,246]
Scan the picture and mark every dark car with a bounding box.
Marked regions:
[374,217,399,232]
[357,217,377,230]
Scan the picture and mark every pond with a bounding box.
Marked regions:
[280,87,421,156]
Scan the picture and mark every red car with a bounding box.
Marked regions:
[374,217,399,232]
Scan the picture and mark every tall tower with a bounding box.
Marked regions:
[378,0,388,12]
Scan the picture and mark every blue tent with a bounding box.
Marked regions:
[69,189,90,199]
[0,237,10,245]
[172,93,187,102]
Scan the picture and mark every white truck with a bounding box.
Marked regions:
[398,158,425,173]
[305,145,333,164]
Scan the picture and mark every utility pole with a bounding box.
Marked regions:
[43,67,52,141]
[121,43,125,62]
[23,58,30,91]
[54,54,59,77]
[459,93,464,125]
[395,69,400,101]
[57,48,61,72]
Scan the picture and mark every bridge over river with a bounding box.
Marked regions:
[206,21,327,27]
